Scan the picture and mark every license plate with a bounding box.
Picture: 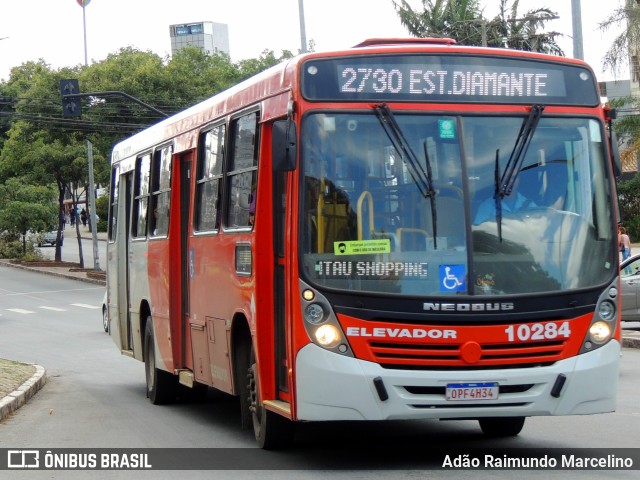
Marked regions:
[445,382,499,401]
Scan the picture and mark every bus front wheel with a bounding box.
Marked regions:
[478,416,525,437]
[144,318,178,405]
[248,348,293,449]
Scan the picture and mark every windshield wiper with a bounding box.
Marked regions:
[373,103,438,246]
[494,104,545,241]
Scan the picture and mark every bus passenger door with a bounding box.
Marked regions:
[176,154,193,375]
[115,172,133,353]
[274,168,289,396]
[272,118,297,402]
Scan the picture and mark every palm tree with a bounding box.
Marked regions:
[392,0,564,55]
[393,0,483,44]
[485,0,563,55]
[599,0,640,77]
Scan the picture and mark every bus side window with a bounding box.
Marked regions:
[195,124,225,231]
[132,153,151,238]
[108,165,120,242]
[150,145,173,236]
[226,111,259,229]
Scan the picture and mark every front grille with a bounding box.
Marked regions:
[370,340,566,370]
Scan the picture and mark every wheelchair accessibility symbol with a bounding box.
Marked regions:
[439,265,466,292]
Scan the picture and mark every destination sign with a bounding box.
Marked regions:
[301,55,599,106]
[338,66,556,98]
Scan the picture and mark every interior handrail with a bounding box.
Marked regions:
[356,191,374,240]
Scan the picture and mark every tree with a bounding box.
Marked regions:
[484,0,563,55]
[0,45,296,265]
[599,0,640,77]
[0,177,57,255]
[236,49,295,80]
[0,62,96,263]
[392,0,564,54]
[393,0,483,43]
[616,172,640,240]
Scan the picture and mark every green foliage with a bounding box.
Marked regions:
[392,0,564,54]
[0,238,26,259]
[617,173,640,241]
[393,0,482,42]
[0,44,295,247]
[95,194,109,232]
[0,234,42,260]
[0,178,57,256]
[0,177,57,234]
[598,1,640,76]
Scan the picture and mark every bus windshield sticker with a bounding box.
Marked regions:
[439,264,466,292]
[439,119,456,139]
[334,239,391,255]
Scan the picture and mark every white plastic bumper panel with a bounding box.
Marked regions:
[295,340,620,421]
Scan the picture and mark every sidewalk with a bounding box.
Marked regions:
[0,241,639,423]
[0,225,108,285]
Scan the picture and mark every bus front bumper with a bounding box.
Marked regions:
[294,340,620,421]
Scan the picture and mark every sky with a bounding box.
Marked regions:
[0,0,628,83]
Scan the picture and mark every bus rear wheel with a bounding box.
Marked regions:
[248,348,293,449]
[478,416,525,437]
[144,318,178,405]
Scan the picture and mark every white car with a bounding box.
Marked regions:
[102,291,109,333]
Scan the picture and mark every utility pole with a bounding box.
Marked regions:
[86,141,100,271]
[298,0,308,53]
[571,0,584,60]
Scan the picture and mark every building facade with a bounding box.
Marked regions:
[169,22,230,56]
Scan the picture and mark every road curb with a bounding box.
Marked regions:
[0,260,105,285]
[0,365,46,422]
[622,335,640,349]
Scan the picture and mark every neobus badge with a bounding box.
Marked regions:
[423,302,515,312]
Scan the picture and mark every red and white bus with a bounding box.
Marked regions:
[106,38,622,449]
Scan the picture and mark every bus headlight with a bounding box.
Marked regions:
[580,279,619,353]
[589,321,612,344]
[299,280,353,357]
[314,324,341,347]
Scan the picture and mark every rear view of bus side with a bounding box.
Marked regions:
[106,38,622,449]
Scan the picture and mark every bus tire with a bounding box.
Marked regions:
[478,416,525,437]
[144,318,178,405]
[248,348,293,449]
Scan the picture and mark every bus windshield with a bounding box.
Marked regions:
[300,111,616,296]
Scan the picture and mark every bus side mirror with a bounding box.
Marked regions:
[610,129,622,177]
[272,120,297,172]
